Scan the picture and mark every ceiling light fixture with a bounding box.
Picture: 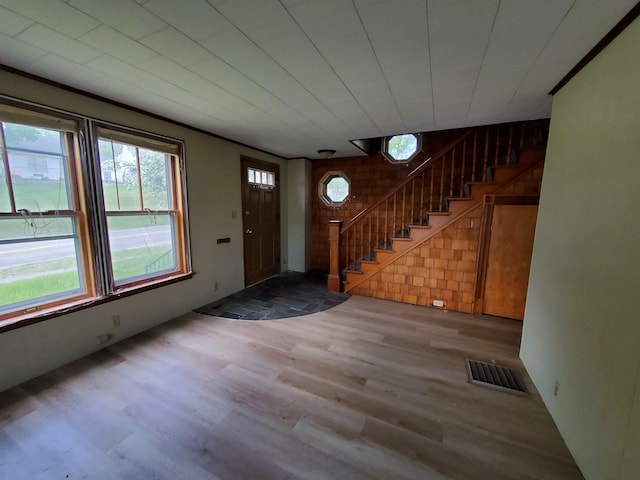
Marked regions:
[317,149,336,159]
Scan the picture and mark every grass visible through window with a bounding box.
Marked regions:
[0,245,172,307]
[0,105,189,320]
[0,270,81,307]
[111,245,174,281]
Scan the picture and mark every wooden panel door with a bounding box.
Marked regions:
[242,158,280,286]
[483,204,538,320]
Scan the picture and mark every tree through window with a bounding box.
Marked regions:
[382,133,421,163]
[0,110,91,315]
[0,99,190,324]
[319,171,350,206]
[97,127,186,286]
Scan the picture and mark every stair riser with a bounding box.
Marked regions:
[445,201,472,215]
[344,151,545,291]
[466,184,495,196]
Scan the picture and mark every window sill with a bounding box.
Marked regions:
[0,271,193,334]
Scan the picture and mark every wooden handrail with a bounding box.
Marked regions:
[341,129,474,233]
[330,120,548,292]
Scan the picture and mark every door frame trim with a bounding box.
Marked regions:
[240,156,281,287]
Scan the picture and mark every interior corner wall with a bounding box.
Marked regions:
[0,69,291,392]
[304,158,312,270]
[520,16,640,480]
[286,158,311,272]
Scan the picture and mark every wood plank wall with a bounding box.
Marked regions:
[310,129,465,271]
[350,165,544,312]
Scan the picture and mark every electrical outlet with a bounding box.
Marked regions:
[111,314,120,329]
[97,333,113,345]
[213,281,219,291]
[433,299,445,307]
[554,380,560,397]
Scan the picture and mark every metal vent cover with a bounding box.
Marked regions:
[465,359,529,397]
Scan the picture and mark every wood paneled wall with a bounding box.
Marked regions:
[311,129,464,271]
[499,165,544,196]
[348,165,544,312]
[350,206,482,312]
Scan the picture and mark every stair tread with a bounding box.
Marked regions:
[340,134,546,294]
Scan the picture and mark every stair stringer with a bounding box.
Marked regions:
[343,154,545,293]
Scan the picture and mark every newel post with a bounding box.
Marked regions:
[328,220,343,292]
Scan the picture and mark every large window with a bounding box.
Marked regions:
[97,127,186,286]
[0,100,190,324]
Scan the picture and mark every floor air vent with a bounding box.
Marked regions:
[465,359,529,397]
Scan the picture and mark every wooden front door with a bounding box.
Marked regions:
[483,204,538,320]
[241,157,280,286]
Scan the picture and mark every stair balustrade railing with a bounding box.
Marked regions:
[328,121,546,291]
[144,248,174,274]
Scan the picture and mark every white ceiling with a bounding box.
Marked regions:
[0,0,635,158]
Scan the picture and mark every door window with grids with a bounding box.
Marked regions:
[247,166,275,188]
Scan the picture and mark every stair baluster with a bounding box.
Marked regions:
[507,124,514,164]
[482,129,490,181]
[471,131,478,182]
[328,121,546,292]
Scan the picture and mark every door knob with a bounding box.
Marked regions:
[246,228,253,234]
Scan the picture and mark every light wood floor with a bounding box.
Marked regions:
[0,296,583,480]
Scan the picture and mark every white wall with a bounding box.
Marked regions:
[0,69,291,392]
[521,17,640,480]
[287,158,311,272]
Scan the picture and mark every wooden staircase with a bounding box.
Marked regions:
[328,121,547,293]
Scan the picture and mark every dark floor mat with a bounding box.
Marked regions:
[194,272,349,320]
